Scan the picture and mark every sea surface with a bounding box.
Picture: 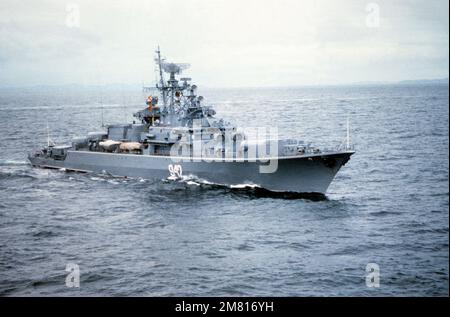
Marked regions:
[0,84,448,296]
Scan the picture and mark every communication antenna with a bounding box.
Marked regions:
[346,117,350,150]
[100,94,104,127]
[46,119,54,147]
[121,85,126,122]
[99,85,105,128]
[46,120,50,147]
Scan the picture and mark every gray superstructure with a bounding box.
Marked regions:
[28,48,355,195]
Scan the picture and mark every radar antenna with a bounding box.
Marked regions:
[161,62,190,75]
[162,62,190,91]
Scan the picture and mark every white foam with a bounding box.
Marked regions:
[90,176,104,181]
[230,183,260,189]
[0,160,28,166]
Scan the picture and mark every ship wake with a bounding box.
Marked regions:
[167,174,327,201]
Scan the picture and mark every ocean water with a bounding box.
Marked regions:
[0,84,448,296]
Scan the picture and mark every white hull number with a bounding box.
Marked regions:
[168,164,183,180]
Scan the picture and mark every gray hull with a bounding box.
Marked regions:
[28,150,353,194]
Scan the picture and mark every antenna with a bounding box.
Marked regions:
[156,46,164,88]
[121,84,127,122]
[155,46,167,107]
[46,119,54,147]
[161,62,190,74]
[100,101,105,128]
[46,120,50,147]
[346,117,350,150]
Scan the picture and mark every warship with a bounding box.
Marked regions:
[28,48,355,195]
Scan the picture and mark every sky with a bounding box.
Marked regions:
[0,0,448,87]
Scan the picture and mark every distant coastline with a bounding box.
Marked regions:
[0,78,448,91]
[351,78,449,86]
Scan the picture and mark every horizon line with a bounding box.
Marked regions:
[0,77,448,90]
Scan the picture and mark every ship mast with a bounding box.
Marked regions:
[155,46,167,108]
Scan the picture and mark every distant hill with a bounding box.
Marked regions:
[397,78,449,85]
[352,78,449,86]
